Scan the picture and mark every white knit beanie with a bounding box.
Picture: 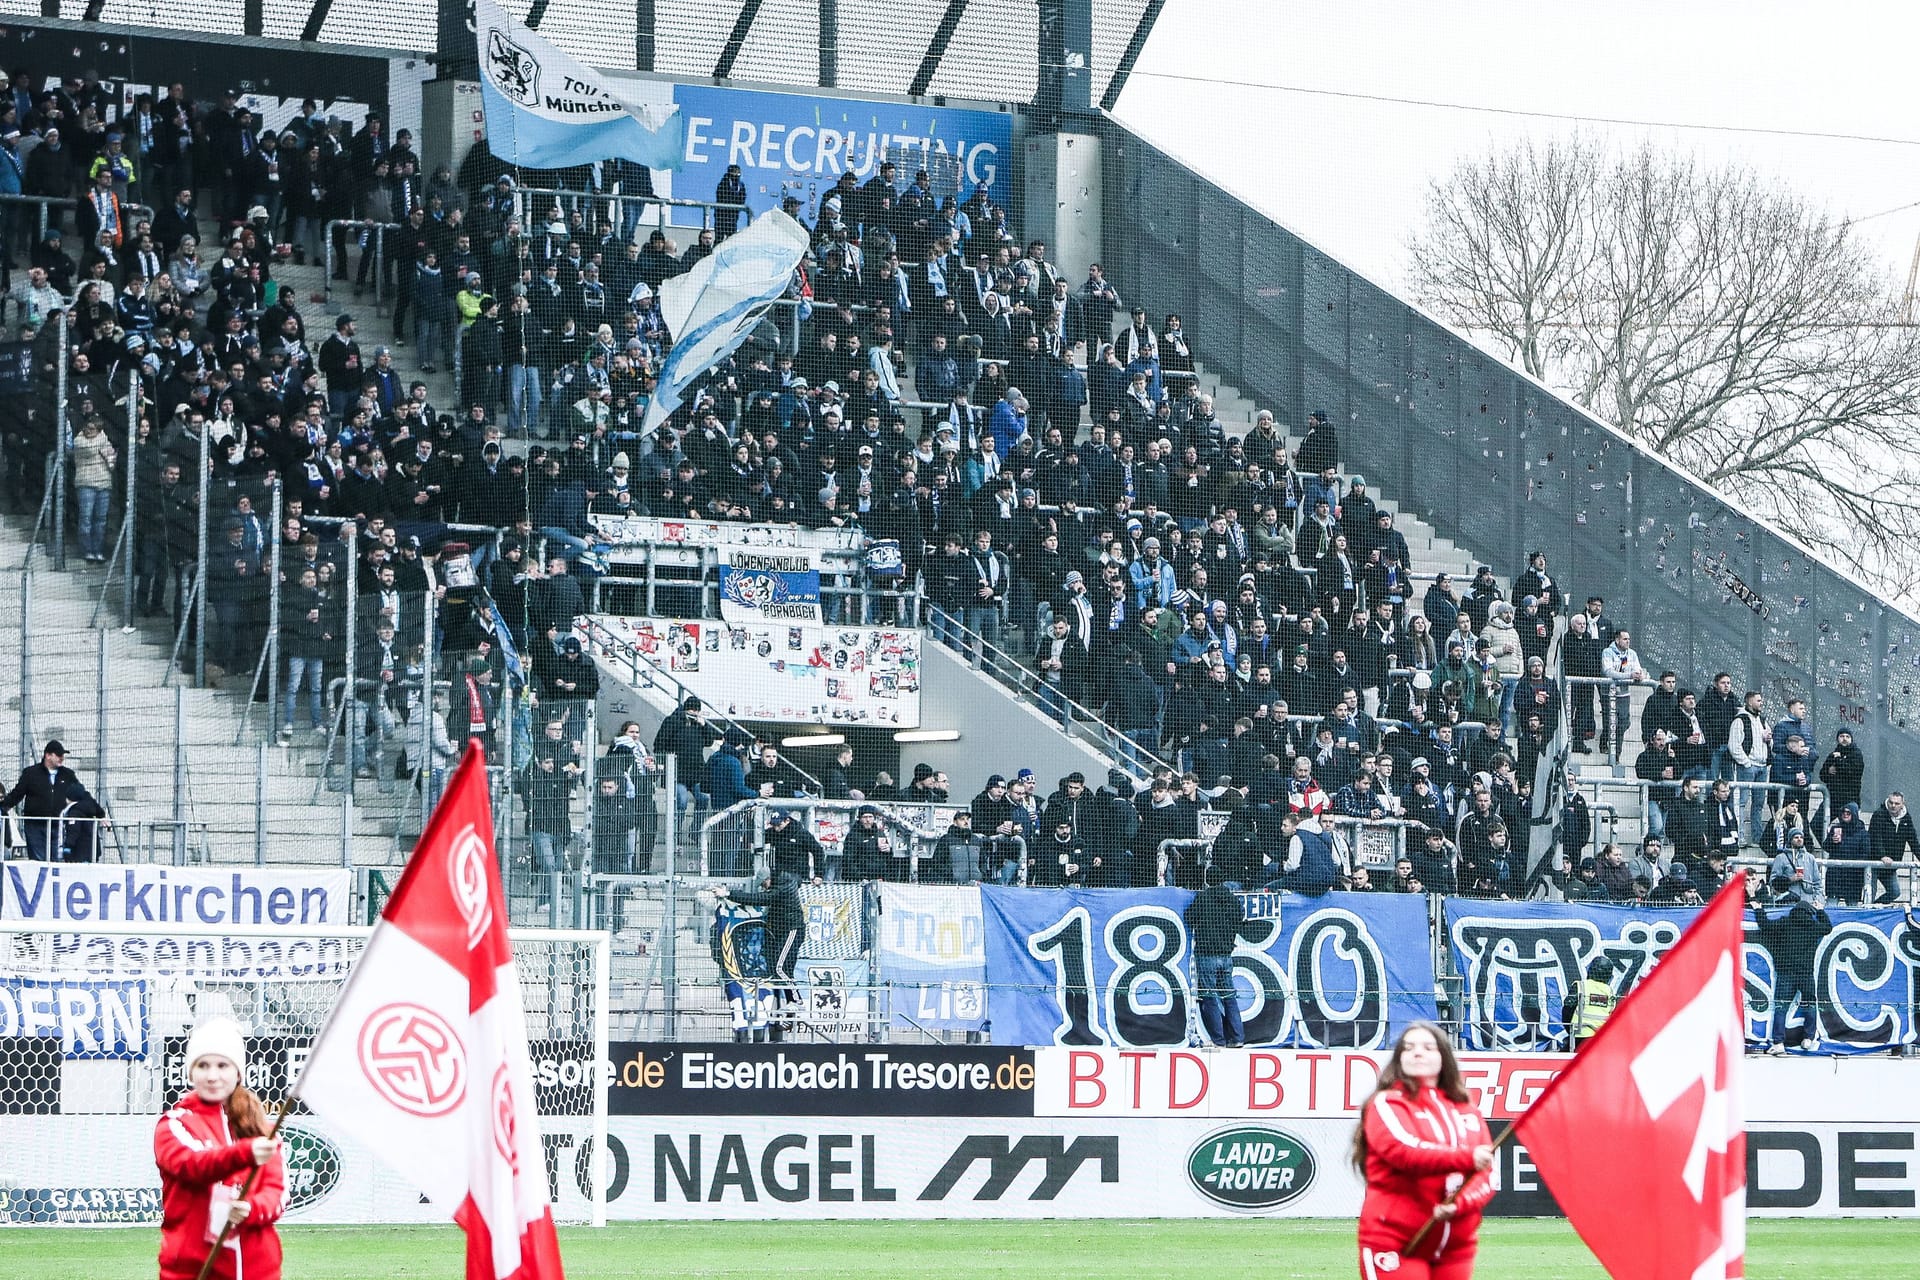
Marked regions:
[184,1017,247,1076]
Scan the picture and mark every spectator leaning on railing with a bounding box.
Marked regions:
[2,739,108,862]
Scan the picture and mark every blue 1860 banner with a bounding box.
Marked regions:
[980,889,1438,1050]
[1445,898,1920,1054]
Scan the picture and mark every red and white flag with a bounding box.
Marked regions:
[297,742,564,1280]
[1514,873,1748,1280]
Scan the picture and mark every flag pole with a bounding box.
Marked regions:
[1404,870,1754,1258]
[1402,1122,1524,1254]
[191,1090,300,1280]
[192,742,483,1280]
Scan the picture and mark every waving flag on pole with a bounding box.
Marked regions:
[1512,874,1748,1280]
[1525,626,1571,894]
[640,209,812,435]
[476,0,683,170]
[297,743,563,1280]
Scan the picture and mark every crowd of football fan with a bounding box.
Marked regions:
[1,71,1913,905]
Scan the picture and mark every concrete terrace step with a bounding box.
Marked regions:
[281,262,464,412]
[0,506,427,865]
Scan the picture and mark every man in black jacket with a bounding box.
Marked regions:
[716,871,806,1040]
[1562,611,1605,753]
[841,807,899,882]
[1818,729,1865,814]
[653,696,719,817]
[318,313,363,419]
[762,810,825,881]
[1869,792,1920,904]
[1103,648,1164,771]
[2,741,106,862]
[925,532,976,652]
[1030,817,1086,887]
[1750,877,1832,1053]
[1184,868,1250,1046]
[1699,672,1742,780]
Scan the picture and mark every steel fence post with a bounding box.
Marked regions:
[18,571,32,763]
[420,589,436,806]
[267,478,283,741]
[663,754,679,1042]
[121,368,139,623]
[52,324,68,570]
[172,684,186,837]
[194,419,209,687]
[342,533,359,789]
[96,627,109,801]
[255,740,268,865]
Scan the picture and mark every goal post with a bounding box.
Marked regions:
[0,921,611,1228]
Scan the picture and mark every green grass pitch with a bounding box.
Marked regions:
[4,1219,1908,1278]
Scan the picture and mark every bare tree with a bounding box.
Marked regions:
[1409,138,1920,596]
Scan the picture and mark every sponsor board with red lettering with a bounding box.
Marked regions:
[1034,1048,1568,1121]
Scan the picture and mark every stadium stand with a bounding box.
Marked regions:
[0,6,1914,1054]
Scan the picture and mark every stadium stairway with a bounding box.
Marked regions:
[1187,358,1481,582]
[0,518,413,868]
[1176,359,1661,796]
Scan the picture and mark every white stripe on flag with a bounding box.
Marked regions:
[296,926,473,1210]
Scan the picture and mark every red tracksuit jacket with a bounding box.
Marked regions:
[153,1093,286,1280]
[1358,1081,1496,1262]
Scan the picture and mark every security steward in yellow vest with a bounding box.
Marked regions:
[1567,954,1618,1047]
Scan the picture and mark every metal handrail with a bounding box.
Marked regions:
[2,814,213,865]
[1725,853,1920,908]
[923,604,1172,781]
[0,193,154,246]
[322,218,401,313]
[507,186,746,235]
[1573,775,1831,823]
[690,796,961,880]
[575,615,824,796]
[1157,837,1211,887]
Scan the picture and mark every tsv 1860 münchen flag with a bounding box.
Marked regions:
[476,0,683,171]
[296,743,564,1280]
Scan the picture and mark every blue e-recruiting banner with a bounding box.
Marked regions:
[980,888,1438,1050]
[1444,898,1920,1054]
[673,84,1014,219]
[0,977,149,1059]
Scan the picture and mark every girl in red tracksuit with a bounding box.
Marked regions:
[1351,1022,1496,1280]
[153,1018,286,1280]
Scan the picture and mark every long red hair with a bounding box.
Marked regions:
[225,1084,271,1138]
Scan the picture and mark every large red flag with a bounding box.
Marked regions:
[297,742,565,1280]
[1514,873,1748,1280]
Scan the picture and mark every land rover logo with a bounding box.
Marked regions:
[279,1125,342,1212]
[1187,1125,1316,1211]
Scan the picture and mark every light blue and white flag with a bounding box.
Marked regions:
[476,0,684,170]
[641,209,811,435]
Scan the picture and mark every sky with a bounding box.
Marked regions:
[1111,0,1920,297]
[1109,0,1920,609]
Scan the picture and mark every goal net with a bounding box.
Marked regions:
[0,922,609,1226]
